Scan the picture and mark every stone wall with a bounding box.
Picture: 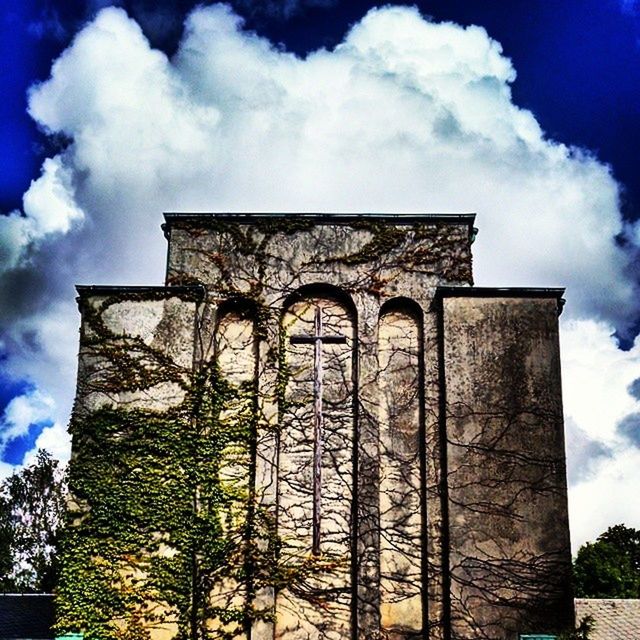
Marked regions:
[60,214,573,640]
[162,214,475,640]
[59,286,204,640]
[439,292,573,639]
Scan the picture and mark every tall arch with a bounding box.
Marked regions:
[378,297,426,638]
[276,284,357,640]
[209,298,259,637]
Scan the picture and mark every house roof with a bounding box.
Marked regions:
[0,594,54,639]
[575,598,640,640]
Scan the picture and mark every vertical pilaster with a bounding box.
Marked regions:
[355,293,381,640]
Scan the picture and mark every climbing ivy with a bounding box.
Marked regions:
[58,219,473,638]
[56,294,336,640]
[56,292,258,639]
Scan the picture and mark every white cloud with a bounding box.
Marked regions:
[561,318,640,549]
[0,389,55,444]
[0,387,71,481]
[563,415,611,487]
[561,318,640,444]
[0,387,67,480]
[24,421,72,468]
[0,156,84,272]
[569,446,640,550]
[1,4,639,547]
[0,389,71,481]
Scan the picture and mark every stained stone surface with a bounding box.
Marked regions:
[66,215,573,640]
[440,294,573,640]
[210,307,257,638]
[163,215,474,639]
[72,287,203,640]
[74,289,200,416]
[378,305,424,639]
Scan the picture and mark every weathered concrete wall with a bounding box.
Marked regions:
[75,288,200,416]
[164,216,474,305]
[65,215,573,640]
[378,303,424,639]
[440,294,573,640]
[67,286,203,640]
[277,296,354,640]
[162,214,475,640]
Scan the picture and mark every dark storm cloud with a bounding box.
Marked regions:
[627,377,640,400]
[617,412,640,447]
[0,254,68,325]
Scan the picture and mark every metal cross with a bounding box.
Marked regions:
[290,306,347,555]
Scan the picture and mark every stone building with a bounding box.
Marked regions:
[61,213,573,640]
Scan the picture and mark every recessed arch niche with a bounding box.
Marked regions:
[210,298,259,637]
[276,284,356,640]
[378,297,425,638]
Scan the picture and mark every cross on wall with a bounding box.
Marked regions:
[289,306,348,555]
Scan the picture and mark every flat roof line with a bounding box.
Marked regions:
[76,284,205,301]
[435,286,566,314]
[162,212,477,224]
[435,286,565,298]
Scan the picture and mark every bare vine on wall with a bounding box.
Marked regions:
[58,220,576,640]
[56,293,267,640]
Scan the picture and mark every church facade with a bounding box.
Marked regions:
[60,214,573,640]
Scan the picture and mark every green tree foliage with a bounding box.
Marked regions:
[558,615,594,640]
[0,450,67,592]
[573,524,640,598]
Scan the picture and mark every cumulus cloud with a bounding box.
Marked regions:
[564,416,612,486]
[561,319,640,548]
[16,5,640,329]
[24,421,71,467]
[627,376,640,399]
[1,4,639,546]
[0,387,70,479]
[0,157,84,272]
[0,389,55,443]
[617,412,640,447]
[561,319,640,442]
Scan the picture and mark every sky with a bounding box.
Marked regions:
[1,0,640,552]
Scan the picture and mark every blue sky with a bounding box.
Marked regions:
[3,0,640,218]
[1,0,640,548]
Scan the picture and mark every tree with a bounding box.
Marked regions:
[559,615,594,640]
[598,524,640,571]
[573,524,640,598]
[0,450,67,592]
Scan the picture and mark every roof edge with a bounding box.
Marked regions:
[435,286,566,314]
[162,212,477,225]
[76,285,205,304]
[435,286,565,298]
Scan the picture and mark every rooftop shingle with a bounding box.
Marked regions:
[575,598,640,640]
[0,594,54,639]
